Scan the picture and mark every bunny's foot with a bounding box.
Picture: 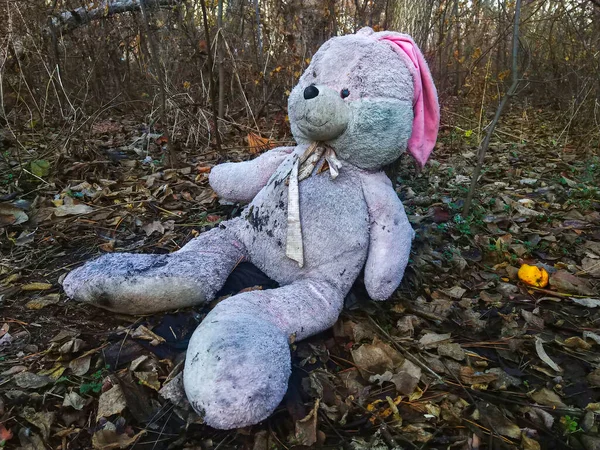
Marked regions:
[63,227,247,315]
[184,278,345,428]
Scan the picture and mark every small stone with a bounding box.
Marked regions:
[14,372,51,389]
[497,282,519,298]
[437,343,465,361]
[587,368,600,387]
[391,360,421,395]
[582,258,600,278]
[487,368,521,390]
[581,435,600,450]
[511,244,528,257]
[396,315,421,337]
[519,178,538,186]
[506,265,520,280]
[159,373,188,408]
[419,332,451,349]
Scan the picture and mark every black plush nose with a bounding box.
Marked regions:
[303,85,319,100]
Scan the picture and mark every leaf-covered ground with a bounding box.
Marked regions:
[0,108,599,450]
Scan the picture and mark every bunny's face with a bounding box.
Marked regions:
[288,32,415,170]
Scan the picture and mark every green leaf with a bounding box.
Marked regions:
[30,159,50,178]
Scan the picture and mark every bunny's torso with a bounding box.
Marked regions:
[223,145,370,293]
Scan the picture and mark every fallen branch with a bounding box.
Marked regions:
[49,0,178,34]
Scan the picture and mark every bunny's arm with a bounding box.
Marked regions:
[209,146,295,202]
[360,171,415,301]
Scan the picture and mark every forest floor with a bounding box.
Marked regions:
[0,106,599,450]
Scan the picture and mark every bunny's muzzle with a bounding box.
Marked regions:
[290,84,350,142]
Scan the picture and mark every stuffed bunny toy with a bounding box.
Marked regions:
[63,27,439,429]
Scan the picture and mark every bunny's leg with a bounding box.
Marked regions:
[63,226,247,315]
[184,277,345,429]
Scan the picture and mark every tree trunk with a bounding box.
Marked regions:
[453,0,461,95]
[217,0,225,119]
[139,0,178,167]
[254,0,263,66]
[200,0,223,153]
[463,0,522,216]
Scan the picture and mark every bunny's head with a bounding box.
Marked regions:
[288,27,439,170]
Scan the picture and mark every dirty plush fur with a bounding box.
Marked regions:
[63,28,437,429]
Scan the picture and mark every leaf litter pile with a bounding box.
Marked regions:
[0,110,599,450]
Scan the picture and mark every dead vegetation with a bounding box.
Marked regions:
[0,105,599,449]
[1,0,600,449]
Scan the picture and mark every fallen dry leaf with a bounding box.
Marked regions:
[460,366,499,385]
[20,407,55,440]
[131,325,165,346]
[0,202,28,226]
[530,388,566,407]
[14,372,52,389]
[0,424,13,444]
[134,371,160,391]
[294,399,319,447]
[351,340,403,378]
[438,343,466,361]
[63,391,86,410]
[69,355,91,376]
[97,384,127,420]
[477,402,521,438]
[522,433,542,450]
[21,282,53,291]
[54,203,95,217]
[419,332,452,349]
[391,359,421,395]
[26,293,60,309]
[535,337,562,373]
[572,298,600,308]
[92,425,145,450]
[141,220,165,236]
[551,270,595,296]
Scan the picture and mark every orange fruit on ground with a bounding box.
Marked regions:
[518,264,549,288]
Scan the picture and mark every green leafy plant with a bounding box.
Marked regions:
[560,415,581,435]
[79,368,105,395]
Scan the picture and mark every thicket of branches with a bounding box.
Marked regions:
[1,0,599,151]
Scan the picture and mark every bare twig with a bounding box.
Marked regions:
[139,0,177,168]
[199,0,223,153]
[217,0,225,119]
[463,0,522,216]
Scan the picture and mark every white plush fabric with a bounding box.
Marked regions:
[63,28,438,430]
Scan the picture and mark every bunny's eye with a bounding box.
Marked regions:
[340,88,350,99]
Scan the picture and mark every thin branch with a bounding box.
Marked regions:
[463,0,522,216]
[199,0,223,153]
[139,0,177,167]
[49,0,179,34]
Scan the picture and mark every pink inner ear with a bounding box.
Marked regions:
[377,34,440,167]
